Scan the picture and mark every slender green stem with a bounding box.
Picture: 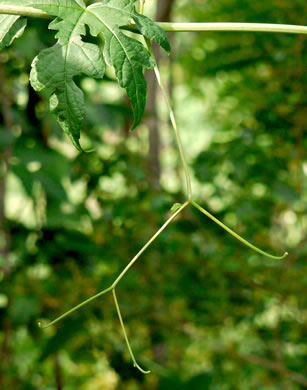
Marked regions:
[0,5,306,35]
[191,200,288,260]
[113,289,150,374]
[39,201,188,329]
[0,5,51,19]
[112,200,189,287]
[38,285,113,329]
[157,22,307,34]
[145,39,192,200]
[139,0,145,15]
[127,22,307,35]
[147,39,288,260]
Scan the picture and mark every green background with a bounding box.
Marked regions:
[0,0,306,388]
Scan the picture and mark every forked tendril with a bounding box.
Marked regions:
[144,39,288,261]
[39,14,288,375]
[38,202,189,373]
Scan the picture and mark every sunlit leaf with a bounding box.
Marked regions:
[27,0,170,149]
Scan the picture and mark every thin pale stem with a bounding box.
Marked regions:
[0,6,306,35]
[147,39,288,260]
[38,285,113,329]
[191,200,288,260]
[157,22,307,34]
[139,0,145,15]
[113,289,150,374]
[145,39,192,200]
[0,5,51,19]
[39,201,188,329]
[112,200,189,287]
[125,22,307,35]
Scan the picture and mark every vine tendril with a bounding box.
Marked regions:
[38,201,189,370]
[113,289,150,374]
[191,201,288,260]
[144,39,192,200]
[38,285,113,329]
[38,7,289,375]
[145,39,288,261]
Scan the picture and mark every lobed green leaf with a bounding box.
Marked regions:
[25,0,170,149]
[0,14,27,50]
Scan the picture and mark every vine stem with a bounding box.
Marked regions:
[147,22,307,34]
[147,39,288,261]
[38,201,189,328]
[33,0,290,373]
[38,200,189,372]
[38,285,114,328]
[139,0,145,15]
[112,200,190,286]
[145,39,192,200]
[113,289,150,374]
[0,5,51,19]
[0,5,306,35]
[191,201,288,260]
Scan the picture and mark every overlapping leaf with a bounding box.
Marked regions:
[27,0,170,149]
[0,14,27,50]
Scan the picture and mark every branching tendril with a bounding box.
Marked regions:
[37,2,290,374]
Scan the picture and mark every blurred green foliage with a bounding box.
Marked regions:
[0,0,306,389]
